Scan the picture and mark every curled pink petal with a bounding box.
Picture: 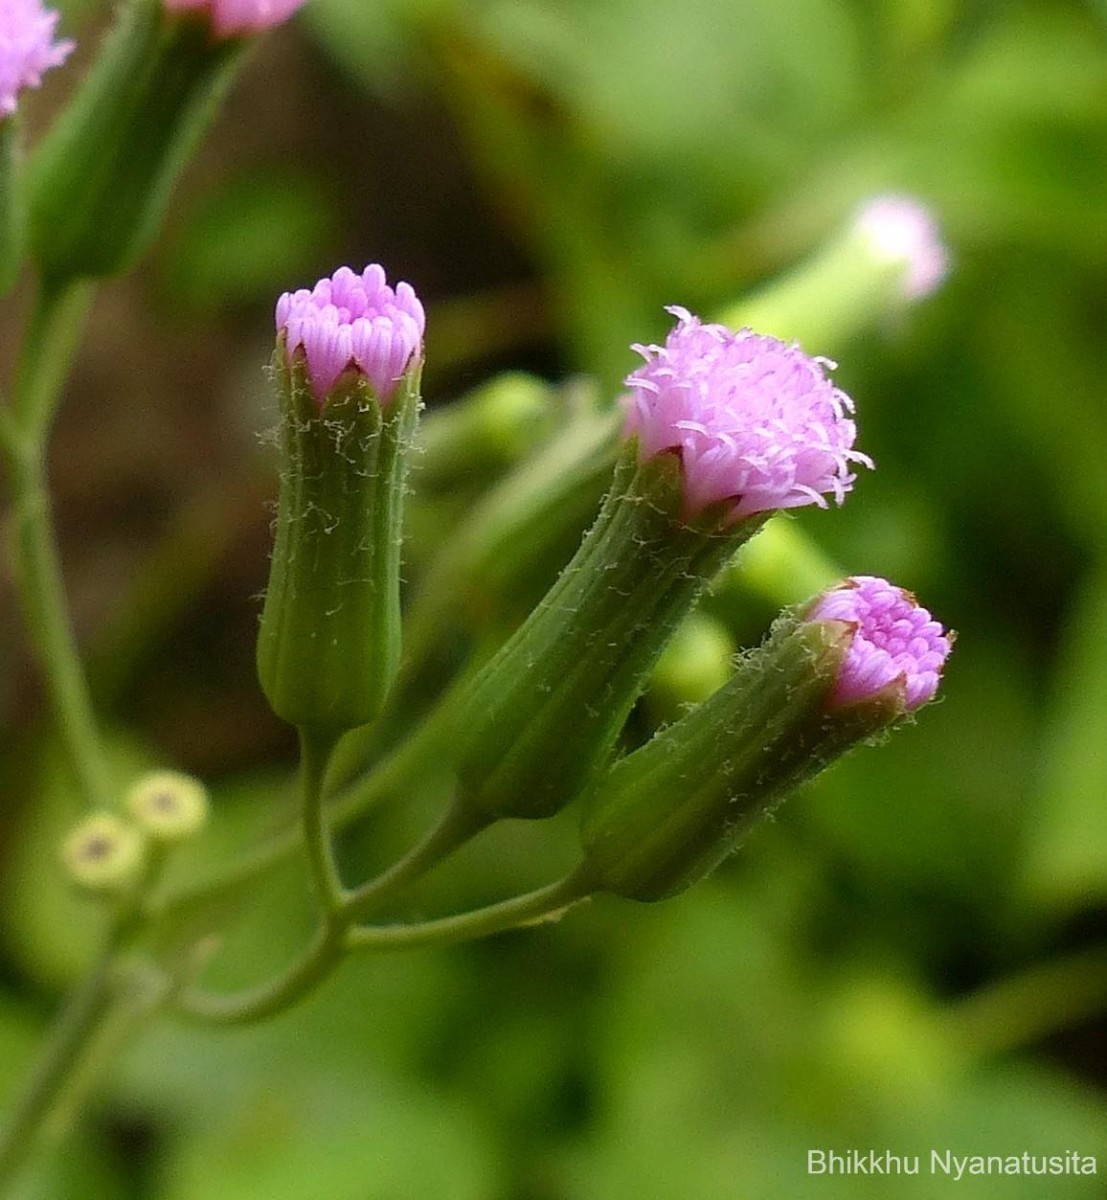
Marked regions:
[808,575,954,711]
[623,309,871,522]
[275,263,425,406]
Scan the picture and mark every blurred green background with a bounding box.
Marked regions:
[2,0,1107,1196]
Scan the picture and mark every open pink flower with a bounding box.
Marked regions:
[808,575,953,711]
[624,307,871,521]
[164,0,307,39]
[0,0,72,116]
[276,264,425,406]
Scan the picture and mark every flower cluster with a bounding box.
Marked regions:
[0,0,72,116]
[276,264,426,405]
[624,307,872,521]
[853,194,949,301]
[163,0,308,39]
[808,575,953,710]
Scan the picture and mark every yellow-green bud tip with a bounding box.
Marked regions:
[125,770,209,841]
[61,813,146,890]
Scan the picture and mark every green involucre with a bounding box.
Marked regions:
[256,353,422,734]
[28,1,243,280]
[578,615,909,901]
[450,443,767,822]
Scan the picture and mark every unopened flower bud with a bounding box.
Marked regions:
[61,812,146,891]
[28,0,248,279]
[126,770,209,841]
[257,264,424,733]
[1,0,72,292]
[451,310,869,824]
[719,194,950,350]
[852,195,949,303]
[580,578,953,901]
[806,574,954,712]
[163,0,307,40]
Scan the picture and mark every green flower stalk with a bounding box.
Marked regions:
[0,115,22,295]
[257,264,425,735]
[26,0,303,281]
[450,308,871,824]
[580,576,954,901]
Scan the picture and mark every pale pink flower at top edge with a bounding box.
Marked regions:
[852,194,950,302]
[163,0,308,39]
[0,0,73,116]
[623,307,873,522]
[807,575,954,711]
[275,264,425,406]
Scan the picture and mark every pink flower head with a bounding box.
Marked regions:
[275,264,425,406]
[0,0,73,116]
[624,308,872,521]
[808,575,953,711]
[853,194,949,301]
[163,0,307,39]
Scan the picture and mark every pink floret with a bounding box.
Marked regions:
[163,0,307,39]
[808,575,953,711]
[0,0,73,116]
[623,307,871,522]
[275,264,425,406]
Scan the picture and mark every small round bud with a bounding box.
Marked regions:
[61,813,146,891]
[125,770,209,841]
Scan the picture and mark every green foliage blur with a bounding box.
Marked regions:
[2,0,1107,1196]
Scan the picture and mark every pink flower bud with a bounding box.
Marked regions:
[0,0,72,115]
[275,264,425,406]
[623,307,872,522]
[852,194,950,301]
[808,575,953,711]
[163,0,307,39]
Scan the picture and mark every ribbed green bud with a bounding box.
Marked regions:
[0,118,22,295]
[578,615,907,901]
[28,1,243,281]
[256,350,422,734]
[449,442,767,822]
